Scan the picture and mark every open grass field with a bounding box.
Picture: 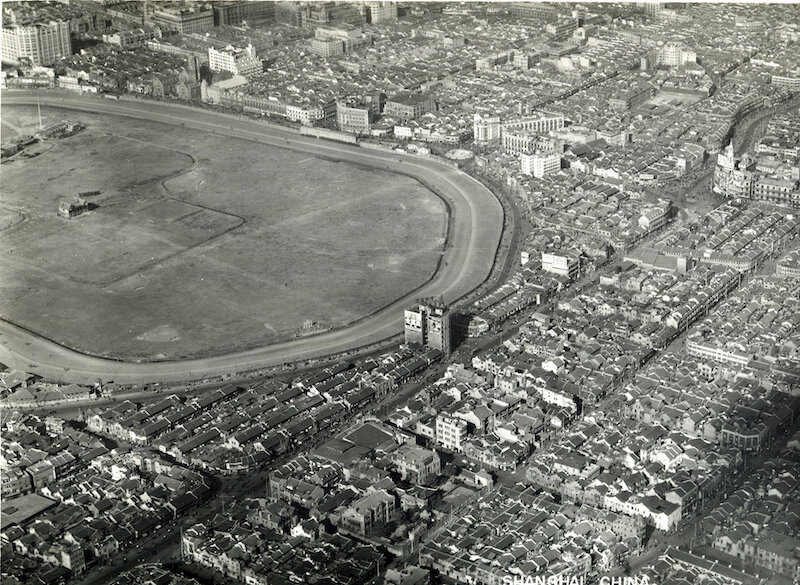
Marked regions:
[0,106,448,360]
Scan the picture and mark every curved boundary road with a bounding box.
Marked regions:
[0,93,504,385]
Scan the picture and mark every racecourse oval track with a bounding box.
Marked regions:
[0,93,504,385]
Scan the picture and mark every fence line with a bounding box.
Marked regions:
[359,141,460,169]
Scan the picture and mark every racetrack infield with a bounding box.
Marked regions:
[0,105,448,361]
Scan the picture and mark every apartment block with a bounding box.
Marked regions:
[208,44,261,77]
[521,150,561,178]
[435,415,468,452]
[542,251,581,279]
[366,1,398,24]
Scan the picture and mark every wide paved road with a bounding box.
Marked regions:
[0,93,504,385]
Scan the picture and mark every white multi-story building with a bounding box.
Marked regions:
[657,44,696,68]
[514,53,537,70]
[771,71,800,91]
[208,44,261,77]
[435,415,467,452]
[638,204,670,233]
[2,20,71,66]
[366,1,397,23]
[542,250,580,278]
[537,385,578,411]
[473,113,502,144]
[521,150,561,178]
[309,24,370,57]
[336,100,371,134]
[474,112,564,146]
[153,7,213,33]
[309,37,344,57]
[285,102,332,125]
[776,251,800,277]
[503,131,556,155]
[685,337,752,366]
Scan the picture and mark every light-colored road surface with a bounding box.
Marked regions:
[0,93,503,385]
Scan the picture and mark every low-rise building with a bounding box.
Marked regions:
[393,444,440,485]
[339,489,397,536]
[776,250,800,277]
[58,198,90,219]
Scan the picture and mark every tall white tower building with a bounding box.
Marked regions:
[2,20,71,66]
[367,1,397,24]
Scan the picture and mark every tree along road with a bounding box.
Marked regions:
[0,93,504,385]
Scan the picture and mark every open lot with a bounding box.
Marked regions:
[0,493,57,530]
[0,105,447,360]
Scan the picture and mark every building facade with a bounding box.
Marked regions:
[339,490,397,536]
[208,44,261,77]
[521,150,561,178]
[657,45,697,68]
[384,92,436,121]
[473,114,502,145]
[404,306,427,346]
[542,251,580,279]
[511,3,559,21]
[771,72,800,91]
[310,25,370,57]
[2,20,71,66]
[609,83,654,111]
[546,18,578,41]
[393,445,441,485]
[713,143,756,198]
[336,100,372,134]
[776,251,800,277]
[404,303,450,353]
[153,8,213,34]
[212,1,275,26]
[436,415,468,452]
[474,112,564,146]
[426,305,451,354]
[301,2,363,29]
[366,1,398,24]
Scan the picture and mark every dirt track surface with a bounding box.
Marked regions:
[0,93,504,385]
[1,104,447,360]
